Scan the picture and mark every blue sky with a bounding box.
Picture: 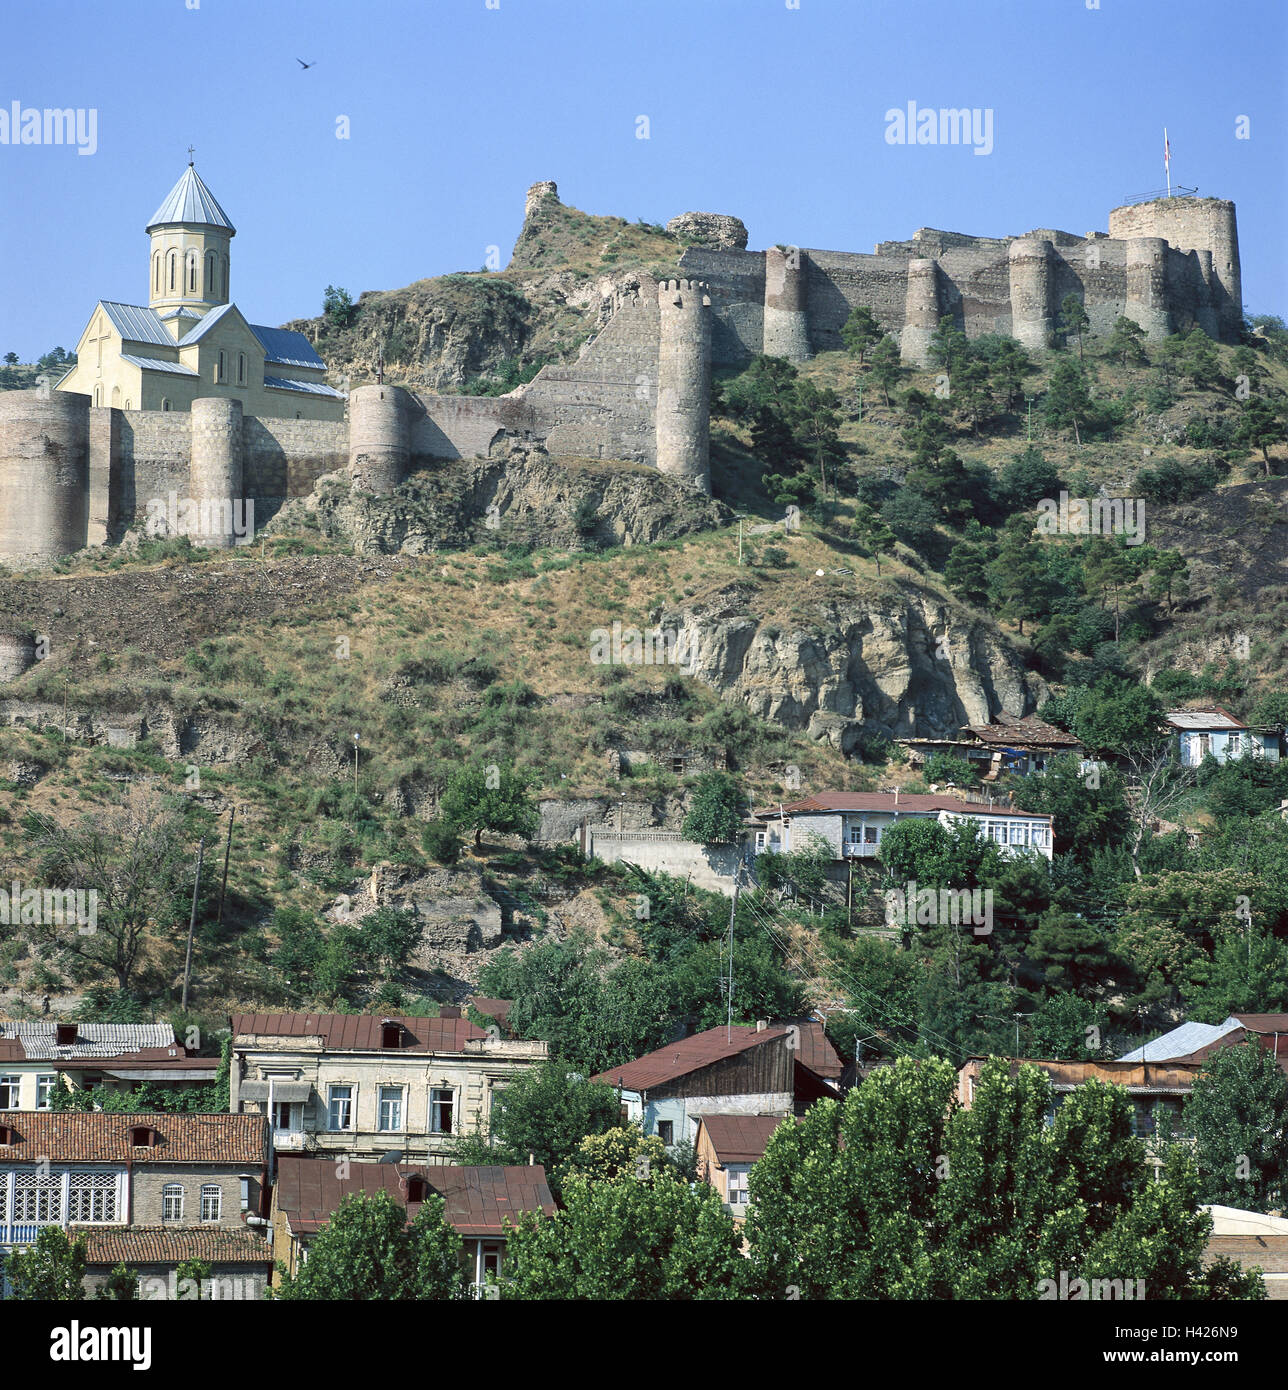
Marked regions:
[1,0,1285,359]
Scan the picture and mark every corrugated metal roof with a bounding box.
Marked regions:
[591,1024,791,1092]
[695,1113,785,1164]
[229,1012,487,1053]
[250,324,325,369]
[147,165,236,233]
[274,1155,556,1237]
[99,300,172,348]
[1117,1018,1243,1063]
[0,1021,176,1060]
[120,354,200,377]
[263,375,342,398]
[1165,707,1246,731]
[178,301,238,344]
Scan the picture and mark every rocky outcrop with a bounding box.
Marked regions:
[666,212,749,250]
[268,445,732,555]
[662,582,1045,747]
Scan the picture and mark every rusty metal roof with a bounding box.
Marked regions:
[228,1012,487,1053]
[274,1155,555,1238]
[965,714,1082,748]
[757,792,1052,821]
[590,1023,791,1092]
[0,1112,267,1165]
[695,1113,784,1165]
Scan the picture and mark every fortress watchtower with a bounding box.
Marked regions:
[655,279,711,493]
[763,246,811,362]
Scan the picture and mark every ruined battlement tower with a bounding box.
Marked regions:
[348,383,410,494]
[763,247,811,362]
[655,278,712,492]
[0,390,91,568]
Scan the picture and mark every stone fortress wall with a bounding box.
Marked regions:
[0,182,1242,569]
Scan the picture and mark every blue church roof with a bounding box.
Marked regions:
[147,165,237,234]
[249,324,325,369]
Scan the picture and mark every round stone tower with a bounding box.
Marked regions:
[1191,248,1220,339]
[899,258,941,367]
[0,389,90,568]
[189,397,245,548]
[0,633,37,684]
[348,384,409,495]
[1008,238,1055,353]
[525,181,559,219]
[656,279,711,493]
[763,246,811,362]
[1124,237,1171,339]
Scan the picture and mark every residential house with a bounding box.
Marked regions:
[590,1020,841,1149]
[898,713,1083,780]
[956,1057,1201,1140]
[1203,1206,1288,1300]
[751,791,1054,864]
[1118,1014,1288,1076]
[0,1111,272,1298]
[693,1113,785,1218]
[270,1154,556,1292]
[1166,707,1280,767]
[228,1010,548,1164]
[0,1021,217,1112]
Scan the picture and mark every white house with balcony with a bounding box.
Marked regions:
[750,791,1054,863]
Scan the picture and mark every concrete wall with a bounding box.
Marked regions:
[585,828,742,895]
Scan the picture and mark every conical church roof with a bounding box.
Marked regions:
[146,165,236,234]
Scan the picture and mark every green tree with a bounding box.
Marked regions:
[503,1168,744,1299]
[681,771,746,845]
[1010,751,1131,858]
[439,760,538,849]
[988,514,1050,634]
[850,502,898,576]
[1059,293,1090,361]
[322,285,356,330]
[5,1227,87,1300]
[275,1190,462,1300]
[1105,316,1147,367]
[841,305,884,365]
[359,906,421,977]
[1185,1043,1288,1212]
[1234,395,1286,477]
[94,1263,140,1300]
[996,445,1060,512]
[927,315,969,375]
[1043,357,1094,446]
[1147,548,1190,613]
[868,334,902,405]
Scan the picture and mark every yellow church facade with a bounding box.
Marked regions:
[58,164,343,422]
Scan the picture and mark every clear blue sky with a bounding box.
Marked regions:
[2,0,1285,359]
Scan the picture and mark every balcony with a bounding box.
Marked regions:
[272,1131,310,1152]
[0,1223,46,1246]
[842,842,881,858]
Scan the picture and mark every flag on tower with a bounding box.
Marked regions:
[1164,128,1172,196]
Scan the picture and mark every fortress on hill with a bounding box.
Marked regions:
[0,174,1242,568]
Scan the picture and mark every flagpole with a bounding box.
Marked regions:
[1164,127,1171,197]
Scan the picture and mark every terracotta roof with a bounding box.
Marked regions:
[756,792,1051,821]
[228,1013,487,1053]
[72,1225,273,1267]
[696,1114,784,1165]
[965,714,1081,748]
[0,1113,267,1165]
[274,1156,555,1238]
[590,1024,791,1092]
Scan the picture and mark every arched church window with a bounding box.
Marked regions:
[207,252,217,298]
[111,386,120,407]
[168,252,177,291]
[238,353,246,385]
[93,386,101,406]
[153,253,161,294]
[217,350,226,384]
[188,252,198,294]
[162,398,171,412]
[124,399,131,410]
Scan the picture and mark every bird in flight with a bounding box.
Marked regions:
[297,58,316,69]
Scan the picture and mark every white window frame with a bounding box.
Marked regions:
[162,1183,184,1221]
[327,1084,354,1132]
[429,1087,454,1135]
[36,1074,56,1110]
[0,1075,21,1110]
[378,1085,404,1133]
[200,1184,222,1223]
[726,1166,749,1206]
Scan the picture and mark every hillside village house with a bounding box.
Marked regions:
[270,1155,556,1294]
[57,163,342,420]
[590,1020,842,1148]
[0,1111,272,1298]
[898,713,1084,780]
[1118,1014,1288,1075]
[693,1113,785,1218]
[1203,1206,1288,1300]
[751,791,1055,863]
[228,1011,547,1163]
[0,1021,216,1111]
[1165,707,1281,766]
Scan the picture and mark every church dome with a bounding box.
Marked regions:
[146,165,236,235]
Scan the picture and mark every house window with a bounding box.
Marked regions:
[162,399,171,412]
[1031,825,1048,848]
[727,1167,749,1206]
[480,1242,502,1280]
[162,1183,184,1221]
[272,1101,300,1133]
[430,1088,454,1135]
[68,1172,117,1223]
[656,1120,674,1145]
[754,832,766,852]
[0,1076,20,1109]
[671,757,685,775]
[378,1086,404,1132]
[36,1075,55,1110]
[381,1022,401,1050]
[13,1170,62,1223]
[237,353,246,385]
[328,1084,353,1131]
[200,1184,222,1222]
[240,1178,251,1212]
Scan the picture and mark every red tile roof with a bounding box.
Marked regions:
[0,1113,267,1165]
[228,1013,487,1053]
[756,792,1051,821]
[590,1024,791,1092]
[274,1156,555,1238]
[72,1225,274,1267]
[695,1114,785,1165]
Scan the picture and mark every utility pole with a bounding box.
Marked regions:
[725,869,740,1044]
[215,806,236,932]
[1025,396,1034,442]
[737,519,743,566]
[62,676,68,743]
[352,733,360,795]
[846,857,854,931]
[181,837,205,1012]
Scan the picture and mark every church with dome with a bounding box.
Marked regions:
[57,163,343,421]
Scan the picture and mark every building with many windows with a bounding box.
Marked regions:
[227,1010,548,1164]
